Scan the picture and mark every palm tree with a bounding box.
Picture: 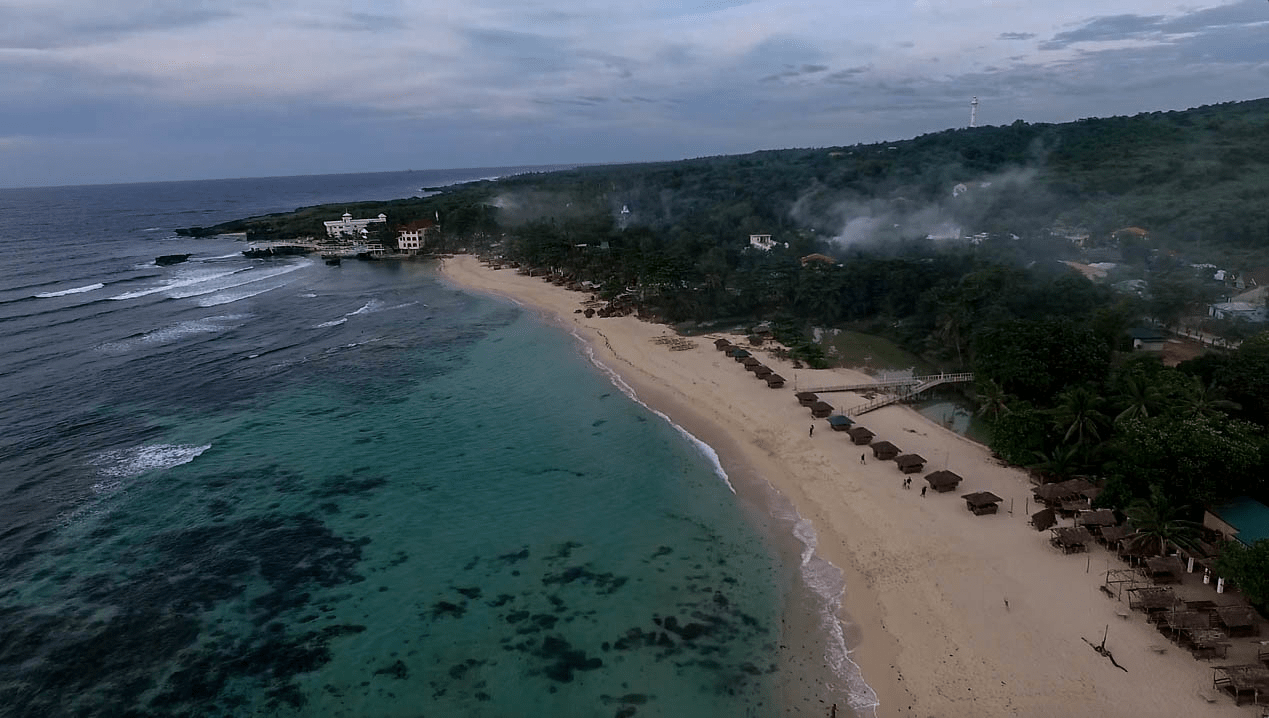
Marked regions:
[1113,376,1164,425]
[1122,488,1202,557]
[1178,376,1241,419]
[1050,386,1111,446]
[974,378,1013,423]
[1028,444,1084,483]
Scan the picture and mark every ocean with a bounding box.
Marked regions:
[0,170,868,717]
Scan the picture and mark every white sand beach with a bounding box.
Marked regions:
[440,254,1255,718]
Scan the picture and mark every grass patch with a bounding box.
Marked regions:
[820,330,937,374]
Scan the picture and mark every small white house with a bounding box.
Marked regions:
[325,212,387,238]
[1209,301,1266,322]
[748,234,787,251]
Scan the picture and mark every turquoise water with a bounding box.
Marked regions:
[0,175,868,717]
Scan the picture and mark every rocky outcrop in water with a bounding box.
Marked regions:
[155,254,191,266]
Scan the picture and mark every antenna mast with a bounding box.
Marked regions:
[969,96,979,128]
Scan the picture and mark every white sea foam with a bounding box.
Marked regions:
[197,252,245,261]
[314,318,348,328]
[97,314,247,353]
[168,262,304,299]
[35,283,104,298]
[573,326,878,713]
[348,298,384,315]
[578,335,734,493]
[109,267,249,300]
[90,443,211,483]
[196,279,296,307]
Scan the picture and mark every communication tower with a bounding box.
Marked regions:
[969,96,979,128]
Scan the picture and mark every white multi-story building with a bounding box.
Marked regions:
[325,212,387,238]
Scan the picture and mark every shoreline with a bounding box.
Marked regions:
[438,254,1249,718]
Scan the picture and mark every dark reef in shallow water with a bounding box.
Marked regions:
[0,513,367,716]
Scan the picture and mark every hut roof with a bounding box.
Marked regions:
[1052,526,1094,546]
[714,338,731,347]
[925,470,963,490]
[871,440,899,454]
[752,365,772,377]
[895,453,926,468]
[1032,483,1073,502]
[1145,556,1185,577]
[795,391,818,401]
[742,356,761,366]
[1077,509,1118,528]
[827,415,854,428]
[847,426,874,438]
[728,348,751,358]
[1214,605,1258,629]
[962,491,1003,507]
[1099,526,1132,544]
[765,374,786,384]
[810,401,834,411]
[1030,508,1057,531]
[1055,478,1096,495]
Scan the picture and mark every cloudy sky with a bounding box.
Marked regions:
[3,0,1267,187]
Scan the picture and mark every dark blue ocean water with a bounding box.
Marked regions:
[0,170,864,717]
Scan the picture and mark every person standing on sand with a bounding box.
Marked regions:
[860,453,865,464]
[921,486,927,497]
[809,425,814,437]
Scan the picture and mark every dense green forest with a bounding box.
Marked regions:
[195,97,1269,604]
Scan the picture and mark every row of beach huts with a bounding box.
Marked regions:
[712,337,1004,515]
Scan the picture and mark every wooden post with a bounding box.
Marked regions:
[1009,498,1014,515]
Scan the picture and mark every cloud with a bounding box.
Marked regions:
[0,0,1266,186]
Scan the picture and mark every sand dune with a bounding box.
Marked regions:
[440,254,1249,718]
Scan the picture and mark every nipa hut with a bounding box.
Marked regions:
[741,356,761,369]
[962,491,1003,516]
[1075,509,1117,532]
[871,441,900,461]
[1050,526,1094,553]
[1029,508,1057,531]
[924,470,963,493]
[809,401,834,418]
[846,426,874,445]
[1214,605,1260,637]
[752,365,773,379]
[732,349,753,362]
[765,374,786,388]
[894,454,926,474]
[713,338,731,351]
[796,392,819,407]
[827,415,854,431]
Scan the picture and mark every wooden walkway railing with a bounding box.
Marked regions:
[844,372,975,416]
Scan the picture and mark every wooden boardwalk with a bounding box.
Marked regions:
[838,372,975,416]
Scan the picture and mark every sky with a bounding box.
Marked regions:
[2,0,1268,187]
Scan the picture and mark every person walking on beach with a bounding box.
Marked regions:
[860,453,865,464]
[920,486,927,497]
[809,425,814,437]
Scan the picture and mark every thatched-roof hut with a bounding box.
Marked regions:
[1144,556,1186,584]
[1050,526,1094,553]
[846,426,874,445]
[827,415,854,431]
[752,365,773,379]
[1098,525,1132,547]
[1214,605,1260,637]
[925,470,963,493]
[714,338,732,350]
[1029,508,1057,531]
[731,349,752,361]
[894,454,926,474]
[1076,509,1118,530]
[765,374,786,388]
[796,392,819,407]
[871,441,900,460]
[810,401,834,418]
[962,491,1003,515]
[742,356,761,368]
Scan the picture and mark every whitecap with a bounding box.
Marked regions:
[97,314,247,353]
[168,262,304,299]
[90,443,211,481]
[314,318,348,328]
[35,283,105,298]
[109,267,249,300]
